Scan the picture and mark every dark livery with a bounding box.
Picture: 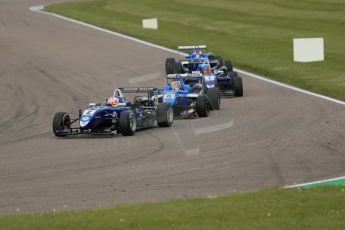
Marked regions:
[52,88,173,137]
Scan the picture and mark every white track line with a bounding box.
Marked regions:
[30,5,345,186]
[286,175,345,188]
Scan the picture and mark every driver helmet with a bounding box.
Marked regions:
[170,81,182,91]
[203,67,212,74]
[194,50,202,59]
[107,96,120,107]
[200,63,212,74]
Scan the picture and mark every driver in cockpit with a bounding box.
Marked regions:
[200,63,213,75]
[170,80,182,91]
[106,96,122,107]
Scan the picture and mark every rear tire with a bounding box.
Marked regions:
[207,87,220,110]
[119,111,136,136]
[215,56,224,67]
[224,60,233,72]
[165,58,176,74]
[233,75,243,97]
[52,112,71,137]
[196,95,209,117]
[156,103,174,127]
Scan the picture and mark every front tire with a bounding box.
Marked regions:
[174,62,185,74]
[165,58,176,74]
[196,95,209,117]
[156,103,174,127]
[207,87,220,110]
[52,112,71,137]
[119,111,136,136]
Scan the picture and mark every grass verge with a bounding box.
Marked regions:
[45,0,345,100]
[1,187,345,229]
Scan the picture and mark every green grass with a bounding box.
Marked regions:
[1,187,345,229]
[45,0,345,100]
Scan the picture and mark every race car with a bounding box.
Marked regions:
[161,73,220,118]
[215,67,243,97]
[165,45,231,74]
[52,87,173,137]
[199,60,243,97]
[165,45,242,96]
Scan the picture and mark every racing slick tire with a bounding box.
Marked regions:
[207,87,220,110]
[156,103,174,127]
[224,60,233,72]
[233,74,243,97]
[196,95,209,117]
[119,111,136,136]
[165,58,176,74]
[174,62,185,74]
[52,112,71,137]
[215,56,224,67]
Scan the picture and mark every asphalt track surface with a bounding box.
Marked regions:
[0,0,345,215]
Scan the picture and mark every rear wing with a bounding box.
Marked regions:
[178,45,207,50]
[118,87,158,93]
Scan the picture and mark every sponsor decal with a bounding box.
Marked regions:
[83,109,97,116]
[81,115,91,122]
[204,75,215,81]
[122,87,155,92]
[80,115,91,127]
[164,93,176,100]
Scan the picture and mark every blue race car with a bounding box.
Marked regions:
[161,74,220,118]
[165,45,226,74]
[165,45,243,97]
[200,60,243,97]
[52,87,173,137]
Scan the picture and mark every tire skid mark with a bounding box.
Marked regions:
[0,80,25,131]
[0,72,40,134]
[83,130,165,171]
[28,61,90,100]
[0,131,49,150]
[266,152,285,185]
[1,20,7,28]
[123,130,164,163]
[0,132,164,184]
[21,19,30,27]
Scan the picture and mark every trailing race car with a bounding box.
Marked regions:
[164,45,242,97]
[52,87,173,137]
[161,73,220,118]
[165,45,232,74]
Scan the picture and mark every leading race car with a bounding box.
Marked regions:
[52,87,173,137]
[160,73,220,118]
